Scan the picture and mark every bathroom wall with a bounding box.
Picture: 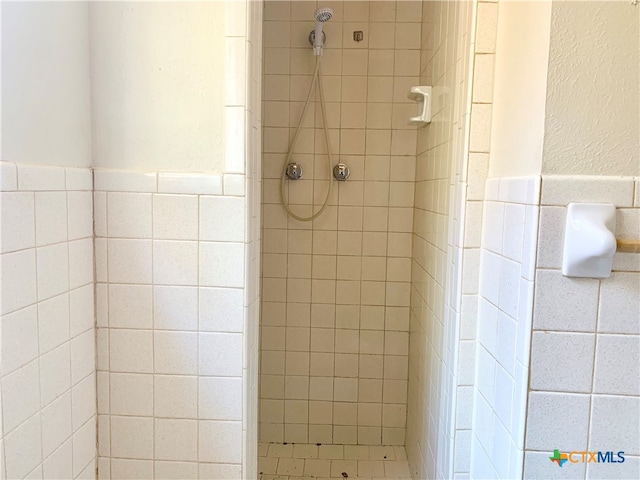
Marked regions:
[0,163,96,479]
[3,2,262,478]
[489,0,639,178]
[488,0,552,178]
[470,176,540,480]
[89,2,228,173]
[1,2,91,166]
[542,1,639,176]
[519,3,640,477]
[406,0,475,479]
[1,4,96,479]
[522,176,640,480]
[468,1,640,478]
[94,170,248,479]
[244,1,264,478]
[93,1,262,478]
[451,1,501,477]
[260,0,421,446]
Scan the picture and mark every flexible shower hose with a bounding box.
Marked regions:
[280,57,334,222]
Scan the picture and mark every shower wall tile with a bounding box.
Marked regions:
[260,0,419,446]
[0,162,96,480]
[406,0,475,479]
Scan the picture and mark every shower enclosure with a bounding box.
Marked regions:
[2,1,638,479]
[259,1,476,478]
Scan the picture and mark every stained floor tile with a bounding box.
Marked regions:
[259,444,411,480]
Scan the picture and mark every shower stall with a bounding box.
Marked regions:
[0,0,640,480]
[259,1,476,478]
[4,1,635,479]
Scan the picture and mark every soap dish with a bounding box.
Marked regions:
[408,86,432,126]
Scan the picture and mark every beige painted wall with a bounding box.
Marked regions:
[89,2,226,173]
[542,0,639,176]
[488,0,552,177]
[1,2,92,167]
[490,0,639,178]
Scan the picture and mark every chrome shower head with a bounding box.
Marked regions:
[312,7,333,55]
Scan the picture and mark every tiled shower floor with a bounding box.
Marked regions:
[258,443,412,480]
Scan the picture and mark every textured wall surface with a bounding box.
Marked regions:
[260,0,421,446]
[543,1,639,176]
[0,163,96,480]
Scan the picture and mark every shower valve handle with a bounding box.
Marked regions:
[333,163,350,181]
[285,163,303,180]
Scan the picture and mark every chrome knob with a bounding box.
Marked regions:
[333,163,350,181]
[285,163,303,180]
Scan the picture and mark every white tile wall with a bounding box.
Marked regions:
[94,166,258,477]
[470,176,540,480]
[95,1,262,477]
[0,162,96,480]
[1,7,259,480]
[421,1,505,477]
[261,0,418,446]
[522,174,640,480]
[406,0,476,479]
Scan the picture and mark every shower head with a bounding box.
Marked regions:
[315,7,333,23]
[312,7,333,56]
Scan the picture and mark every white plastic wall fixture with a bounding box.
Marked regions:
[562,203,617,278]
[408,86,432,125]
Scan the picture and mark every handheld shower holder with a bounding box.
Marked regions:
[309,30,327,55]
